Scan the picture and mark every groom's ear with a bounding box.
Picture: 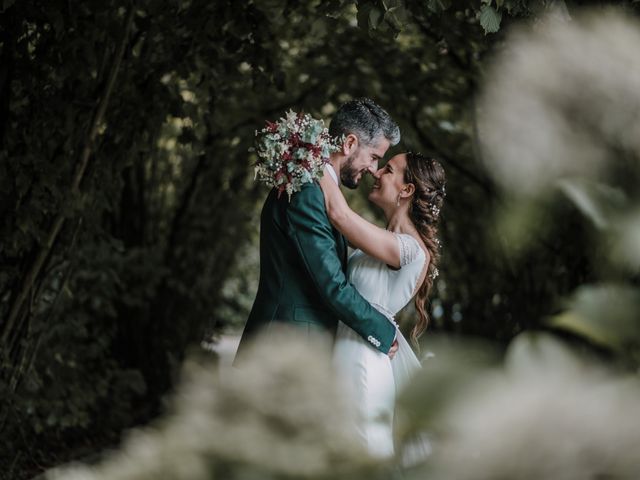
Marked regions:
[342,134,358,155]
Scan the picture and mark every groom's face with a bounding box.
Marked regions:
[341,136,391,189]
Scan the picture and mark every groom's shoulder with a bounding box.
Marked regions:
[264,182,323,217]
[290,181,323,206]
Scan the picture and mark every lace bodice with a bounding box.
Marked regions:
[347,233,426,319]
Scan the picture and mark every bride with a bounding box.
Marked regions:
[319,151,446,460]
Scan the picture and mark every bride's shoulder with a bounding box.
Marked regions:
[394,233,428,267]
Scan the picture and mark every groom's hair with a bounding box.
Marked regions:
[329,98,400,147]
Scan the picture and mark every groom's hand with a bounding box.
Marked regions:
[388,339,399,359]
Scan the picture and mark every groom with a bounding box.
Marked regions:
[235,98,400,361]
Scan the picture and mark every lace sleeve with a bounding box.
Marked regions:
[394,233,423,267]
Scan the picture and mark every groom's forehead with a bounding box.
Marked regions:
[368,137,391,156]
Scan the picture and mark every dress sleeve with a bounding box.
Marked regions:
[395,233,423,267]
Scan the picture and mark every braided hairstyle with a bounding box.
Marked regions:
[403,152,446,347]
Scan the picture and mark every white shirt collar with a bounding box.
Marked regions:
[324,164,339,185]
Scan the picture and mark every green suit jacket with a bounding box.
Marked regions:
[235,181,396,359]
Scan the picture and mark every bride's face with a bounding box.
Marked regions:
[368,153,408,209]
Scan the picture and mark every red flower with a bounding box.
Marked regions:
[265,121,278,133]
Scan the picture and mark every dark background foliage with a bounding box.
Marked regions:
[1,0,639,478]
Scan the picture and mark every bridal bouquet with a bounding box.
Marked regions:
[253,110,342,200]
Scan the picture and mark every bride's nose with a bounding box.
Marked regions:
[373,168,383,179]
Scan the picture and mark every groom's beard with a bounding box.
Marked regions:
[340,154,361,190]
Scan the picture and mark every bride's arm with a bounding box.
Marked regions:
[319,169,401,268]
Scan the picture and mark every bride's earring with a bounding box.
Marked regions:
[396,192,402,207]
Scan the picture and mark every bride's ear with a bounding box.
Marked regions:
[342,134,358,155]
[401,183,415,199]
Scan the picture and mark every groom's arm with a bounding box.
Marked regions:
[286,184,396,354]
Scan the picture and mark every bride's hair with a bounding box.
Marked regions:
[404,152,446,347]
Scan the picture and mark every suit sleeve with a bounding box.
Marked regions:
[286,183,396,353]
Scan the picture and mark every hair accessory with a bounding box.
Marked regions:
[429,267,439,280]
[430,203,440,217]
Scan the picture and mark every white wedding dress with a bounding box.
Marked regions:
[333,233,428,461]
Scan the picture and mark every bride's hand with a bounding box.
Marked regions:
[319,165,349,226]
[388,339,399,359]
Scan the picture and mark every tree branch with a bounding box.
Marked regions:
[1,5,136,357]
[410,109,495,196]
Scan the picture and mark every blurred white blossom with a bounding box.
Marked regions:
[46,329,640,480]
[422,333,640,479]
[478,10,640,196]
[47,327,369,480]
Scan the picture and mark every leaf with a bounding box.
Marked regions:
[479,4,502,34]
[550,311,615,349]
[1,0,15,12]
[369,6,382,29]
[426,0,452,13]
[383,7,407,32]
[558,179,608,229]
[50,9,65,36]
[253,0,286,19]
[356,2,373,30]
[612,210,640,271]
[547,284,640,352]
[310,18,328,38]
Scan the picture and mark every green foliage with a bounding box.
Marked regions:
[479,4,502,33]
[3,1,640,478]
[356,0,410,38]
[1,0,290,475]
